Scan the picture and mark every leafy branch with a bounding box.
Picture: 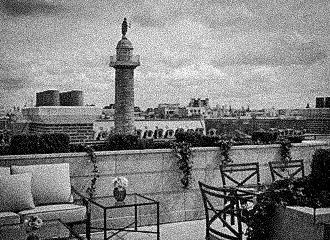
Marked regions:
[279,139,292,169]
[172,142,193,189]
[85,145,99,199]
[219,140,232,165]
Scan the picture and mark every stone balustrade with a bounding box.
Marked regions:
[1,141,329,228]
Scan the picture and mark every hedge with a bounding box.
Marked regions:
[9,133,70,155]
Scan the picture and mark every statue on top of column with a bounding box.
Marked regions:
[122,18,128,37]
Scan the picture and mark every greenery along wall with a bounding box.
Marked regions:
[0,130,305,156]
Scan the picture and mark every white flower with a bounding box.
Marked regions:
[113,176,128,189]
[24,216,43,233]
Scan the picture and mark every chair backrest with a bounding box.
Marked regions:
[268,160,305,182]
[219,162,260,189]
[198,181,244,240]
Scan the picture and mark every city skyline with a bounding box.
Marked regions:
[0,0,329,110]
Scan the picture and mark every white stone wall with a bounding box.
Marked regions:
[1,141,329,227]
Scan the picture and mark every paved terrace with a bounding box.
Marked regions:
[89,219,233,240]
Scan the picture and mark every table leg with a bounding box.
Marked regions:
[135,205,138,231]
[157,202,160,240]
[104,209,107,240]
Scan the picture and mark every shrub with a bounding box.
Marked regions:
[38,133,70,153]
[70,142,107,152]
[10,134,36,154]
[252,131,278,144]
[175,131,219,147]
[70,143,87,153]
[151,140,173,149]
[0,145,10,155]
[9,133,70,155]
[105,134,139,151]
[286,135,303,143]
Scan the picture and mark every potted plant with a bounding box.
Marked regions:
[24,216,43,240]
[112,176,128,202]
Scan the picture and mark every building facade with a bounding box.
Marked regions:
[186,98,210,117]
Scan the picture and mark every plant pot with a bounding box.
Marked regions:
[113,187,126,202]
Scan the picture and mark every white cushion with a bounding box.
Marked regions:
[0,167,10,176]
[18,204,86,223]
[0,212,21,225]
[11,163,72,205]
[0,173,35,212]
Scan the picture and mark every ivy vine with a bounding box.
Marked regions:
[279,139,292,169]
[172,142,193,189]
[218,140,232,165]
[84,145,99,199]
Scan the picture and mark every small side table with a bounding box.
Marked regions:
[89,193,160,240]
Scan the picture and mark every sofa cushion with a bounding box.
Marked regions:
[0,173,35,212]
[0,212,21,225]
[0,167,10,176]
[18,204,86,223]
[11,163,72,205]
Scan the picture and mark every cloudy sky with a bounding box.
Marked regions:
[0,0,329,110]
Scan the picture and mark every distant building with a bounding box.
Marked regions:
[316,97,326,108]
[145,108,156,119]
[282,108,330,119]
[22,106,101,143]
[156,103,181,119]
[22,90,99,143]
[102,104,115,120]
[325,97,330,108]
[134,106,145,120]
[186,98,210,117]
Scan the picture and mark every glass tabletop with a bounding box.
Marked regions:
[89,193,158,209]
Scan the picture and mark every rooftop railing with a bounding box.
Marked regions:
[109,55,140,67]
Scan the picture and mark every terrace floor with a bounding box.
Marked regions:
[90,219,247,240]
[90,219,205,240]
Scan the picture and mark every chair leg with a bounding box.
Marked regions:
[86,220,91,240]
[82,200,92,240]
[205,226,210,240]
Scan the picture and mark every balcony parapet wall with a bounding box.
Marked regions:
[1,141,329,227]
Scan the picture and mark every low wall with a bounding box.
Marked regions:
[0,141,329,227]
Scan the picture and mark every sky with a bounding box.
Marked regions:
[0,0,329,110]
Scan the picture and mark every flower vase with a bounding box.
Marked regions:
[113,187,126,202]
[26,233,39,240]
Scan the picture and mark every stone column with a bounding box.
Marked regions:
[109,20,140,135]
